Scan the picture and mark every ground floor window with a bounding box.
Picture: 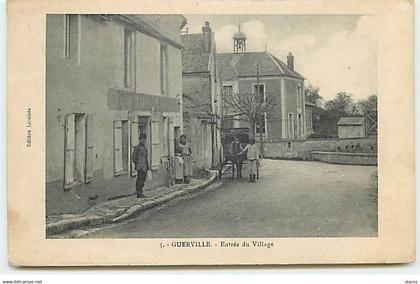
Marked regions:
[113,120,129,176]
[288,113,294,139]
[297,113,302,139]
[64,113,94,189]
[151,118,161,170]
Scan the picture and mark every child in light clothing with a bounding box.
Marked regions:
[240,137,259,182]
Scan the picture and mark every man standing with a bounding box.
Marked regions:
[230,137,243,179]
[131,133,150,198]
[240,137,259,182]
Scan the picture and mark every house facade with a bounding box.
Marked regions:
[181,22,222,171]
[46,14,186,215]
[217,28,308,141]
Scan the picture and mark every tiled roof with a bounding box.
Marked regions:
[181,34,211,73]
[216,51,304,80]
[338,117,365,125]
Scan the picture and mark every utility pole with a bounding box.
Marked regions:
[256,60,264,157]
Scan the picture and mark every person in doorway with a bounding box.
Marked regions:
[131,133,150,198]
[230,136,243,179]
[176,134,193,183]
[240,137,259,182]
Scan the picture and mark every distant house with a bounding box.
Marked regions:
[181,21,222,171]
[338,117,366,138]
[217,25,308,140]
[46,14,186,215]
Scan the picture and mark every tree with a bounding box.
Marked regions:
[313,92,358,138]
[304,84,323,107]
[356,95,377,115]
[324,92,358,116]
[223,90,278,135]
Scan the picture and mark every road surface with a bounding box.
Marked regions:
[81,159,378,238]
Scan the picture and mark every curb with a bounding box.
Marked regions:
[46,170,218,236]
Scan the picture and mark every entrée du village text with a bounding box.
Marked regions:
[160,241,275,249]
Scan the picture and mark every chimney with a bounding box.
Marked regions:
[202,21,212,53]
[287,52,294,71]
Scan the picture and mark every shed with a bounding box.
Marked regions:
[338,117,366,138]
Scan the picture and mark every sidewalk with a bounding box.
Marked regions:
[46,170,219,236]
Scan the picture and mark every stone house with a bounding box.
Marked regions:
[46,14,186,215]
[181,22,222,171]
[217,26,309,141]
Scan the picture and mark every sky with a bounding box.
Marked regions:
[184,14,377,101]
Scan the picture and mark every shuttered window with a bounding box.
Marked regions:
[64,14,79,60]
[288,113,295,139]
[64,113,93,189]
[113,120,129,176]
[85,114,94,183]
[162,117,169,156]
[160,44,168,95]
[64,114,76,189]
[169,121,175,157]
[124,28,134,87]
[151,119,160,170]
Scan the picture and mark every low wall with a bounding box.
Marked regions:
[261,137,377,161]
[311,151,377,166]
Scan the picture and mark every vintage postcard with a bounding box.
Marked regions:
[8,0,414,266]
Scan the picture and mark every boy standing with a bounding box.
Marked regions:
[131,133,150,198]
[240,137,259,182]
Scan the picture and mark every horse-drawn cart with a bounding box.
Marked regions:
[219,127,259,179]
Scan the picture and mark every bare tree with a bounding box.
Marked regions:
[223,91,278,134]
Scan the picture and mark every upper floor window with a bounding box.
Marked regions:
[160,44,168,95]
[253,83,265,102]
[124,28,134,88]
[223,85,233,97]
[64,14,79,60]
[297,85,302,107]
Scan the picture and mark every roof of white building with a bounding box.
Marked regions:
[217,51,304,81]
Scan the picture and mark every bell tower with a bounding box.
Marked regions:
[233,23,247,53]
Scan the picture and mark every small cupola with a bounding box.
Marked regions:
[233,23,247,53]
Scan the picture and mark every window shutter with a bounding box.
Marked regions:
[130,116,138,176]
[113,120,123,175]
[151,119,160,169]
[84,114,94,183]
[64,114,75,189]
[163,117,169,156]
[169,121,174,156]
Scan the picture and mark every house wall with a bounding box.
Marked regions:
[283,77,305,139]
[182,75,213,171]
[237,77,283,140]
[46,15,183,216]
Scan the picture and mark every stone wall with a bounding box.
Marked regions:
[261,137,377,160]
[311,151,377,166]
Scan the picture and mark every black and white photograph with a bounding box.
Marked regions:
[45,14,379,239]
